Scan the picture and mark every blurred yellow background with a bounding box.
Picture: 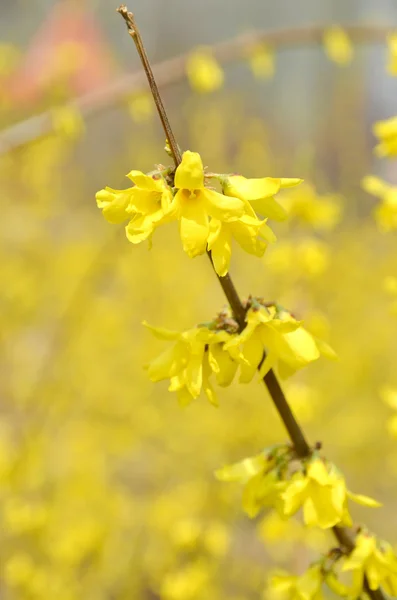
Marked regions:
[1,1,397,598]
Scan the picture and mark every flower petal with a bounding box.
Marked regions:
[314,337,338,360]
[239,335,264,383]
[342,535,377,571]
[208,343,238,386]
[202,352,218,406]
[250,196,288,221]
[175,151,204,190]
[231,218,268,257]
[278,328,321,369]
[281,476,308,517]
[185,351,204,398]
[127,170,163,191]
[147,344,187,382]
[177,386,194,407]
[224,175,281,201]
[143,321,180,341]
[126,213,162,244]
[127,188,160,214]
[257,351,277,378]
[179,195,209,257]
[347,491,382,508]
[203,188,244,222]
[96,187,132,224]
[208,222,232,276]
[303,487,341,529]
[280,178,303,188]
[307,458,330,485]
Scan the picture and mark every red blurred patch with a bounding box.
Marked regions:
[8,0,117,106]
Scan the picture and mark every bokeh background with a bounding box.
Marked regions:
[1,1,397,598]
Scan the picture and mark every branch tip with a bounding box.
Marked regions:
[117,4,135,34]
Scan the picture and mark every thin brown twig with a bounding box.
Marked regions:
[0,22,392,156]
[116,6,387,599]
[117,5,181,166]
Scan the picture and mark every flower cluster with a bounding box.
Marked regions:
[224,300,336,380]
[96,150,301,275]
[266,532,397,600]
[342,532,397,596]
[216,448,380,528]
[144,299,334,406]
[143,314,238,407]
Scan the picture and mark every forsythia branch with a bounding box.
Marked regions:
[115,6,387,599]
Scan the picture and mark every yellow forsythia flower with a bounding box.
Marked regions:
[373,115,397,157]
[361,176,397,232]
[206,174,301,275]
[169,151,244,257]
[323,26,353,66]
[247,43,275,79]
[342,532,397,596]
[143,314,239,406]
[265,565,324,600]
[186,48,224,93]
[215,447,289,518]
[207,213,276,277]
[387,33,397,76]
[224,301,336,381]
[282,458,380,529]
[96,171,173,247]
[96,150,302,274]
[222,174,301,222]
[279,182,342,231]
[216,452,381,528]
